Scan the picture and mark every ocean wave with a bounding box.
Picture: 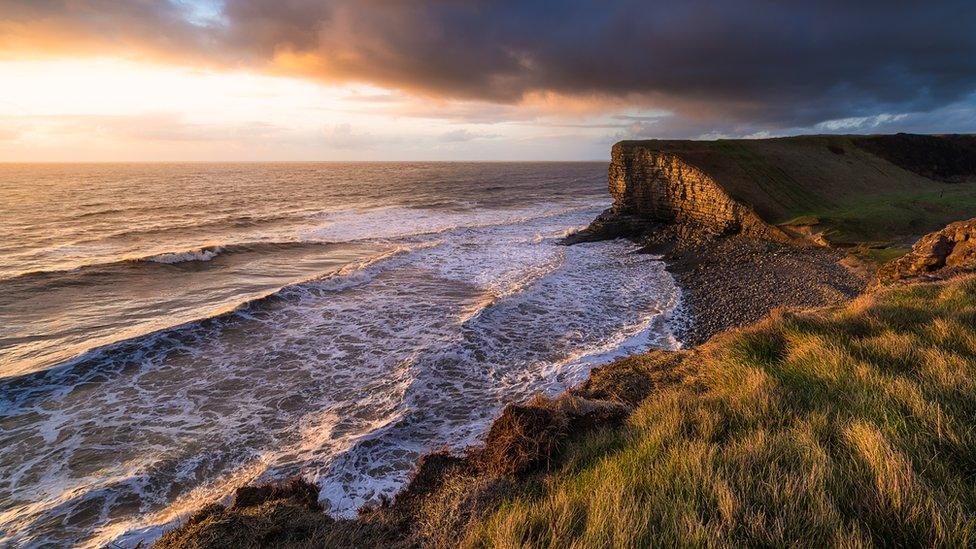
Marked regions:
[3,201,606,284]
[0,163,623,547]
[94,211,308,242]
[307,200,607,243]
[305,238,681,517]
[73,207,129,219]
[0,241,335,283]
[0,240,441,393]
[0,227,677,548]
[143,246,225,264]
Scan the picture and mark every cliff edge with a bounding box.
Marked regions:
[572,134,976,246]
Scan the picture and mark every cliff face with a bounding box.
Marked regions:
[608,142,790,241]
[574,134,976,246]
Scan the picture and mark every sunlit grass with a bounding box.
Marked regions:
[467,276,976,547]
[851,246,911,265]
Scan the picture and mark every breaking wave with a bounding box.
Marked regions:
[144,246,225,264]
[0,241,329,282]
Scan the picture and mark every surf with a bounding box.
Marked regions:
[0,161,683,548]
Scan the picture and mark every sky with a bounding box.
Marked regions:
[1,0,975,161]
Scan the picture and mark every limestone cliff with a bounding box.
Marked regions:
[571,134,976,246]
[606,142,790,241]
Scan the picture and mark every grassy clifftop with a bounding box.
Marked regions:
[470,276,976,547]
[616,134,976,245]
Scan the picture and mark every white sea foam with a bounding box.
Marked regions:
[0,191,679,548]
[306,200,603,243]
[145,247,224,264]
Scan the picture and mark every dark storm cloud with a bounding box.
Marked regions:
[4,0,976,132]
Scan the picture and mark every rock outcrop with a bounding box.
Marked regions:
[879,218,976,282]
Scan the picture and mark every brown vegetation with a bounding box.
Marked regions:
[154,354,687,548]
[476,404,567,476]
[154,478,333,549]
[233,477,322,512]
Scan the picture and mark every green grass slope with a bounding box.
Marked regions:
[470,276,976,547]
[617,134,976,244]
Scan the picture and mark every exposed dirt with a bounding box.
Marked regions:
[154,478,335,549]
[233,477,323,512]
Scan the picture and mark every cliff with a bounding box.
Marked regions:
[605,143,791,241]
[577,134,976,246]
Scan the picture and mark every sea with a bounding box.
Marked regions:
[0,162,680,547]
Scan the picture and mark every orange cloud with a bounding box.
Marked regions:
[1,1,974,138]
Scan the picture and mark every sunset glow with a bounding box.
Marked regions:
[1,57,653,161]
[0,59,571,161]
[3,1,974,160]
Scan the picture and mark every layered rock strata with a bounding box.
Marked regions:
[570,141,791,242]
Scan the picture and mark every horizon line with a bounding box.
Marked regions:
[0,159,611,164]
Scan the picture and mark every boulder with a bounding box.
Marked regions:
[879,218,976,282]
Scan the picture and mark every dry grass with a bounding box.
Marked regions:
[476,404,569,476]
[468,276,976,548]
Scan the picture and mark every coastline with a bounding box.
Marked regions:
[154,133,976,547]
[153,225,871,548]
